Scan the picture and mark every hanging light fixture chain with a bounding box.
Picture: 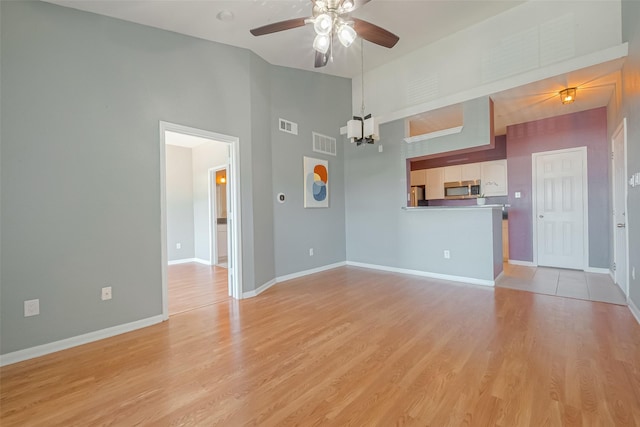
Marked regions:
[361,38,365,117]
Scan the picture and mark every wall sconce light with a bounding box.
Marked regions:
[560,87,577,104]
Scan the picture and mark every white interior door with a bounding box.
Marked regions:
[534,148,587,269]
[612,120,628,296]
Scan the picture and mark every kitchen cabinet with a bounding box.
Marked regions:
[481,160,508,196]
[461,163,481,181]
[443,165,461,183]
[410,169,426,186]
[444,163,482,183]
[425,167,445,200]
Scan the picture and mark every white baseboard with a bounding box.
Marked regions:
[0,315,164,367]
[242,279,277,299]
[168,258,196,265]
[242,261,347,299]
[276,261,346,283]
[168,258,211,266]
[584,267,611,274]
[346,261,495,287]
[629,298,640,326]
[508,259,537,267]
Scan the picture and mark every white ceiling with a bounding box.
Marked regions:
[45,0,524,79]
[46,0,624,135]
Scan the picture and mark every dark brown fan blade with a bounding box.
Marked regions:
[250,17,309,36]
[353,18,399,48]
[314,45,331,68]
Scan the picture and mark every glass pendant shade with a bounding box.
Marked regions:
[337,24,357,47]
[314,14,333,36]
[313,34,331,54]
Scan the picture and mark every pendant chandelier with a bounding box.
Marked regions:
[346,39,379,146]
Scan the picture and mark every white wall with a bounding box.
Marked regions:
[166,145,195,261]
[192,142,228,262]
[354,0,622,122]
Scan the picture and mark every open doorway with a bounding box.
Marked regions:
[209,166,228,268]
[160,122,242,319]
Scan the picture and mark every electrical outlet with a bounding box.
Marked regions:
[309,248,314,256]
[24,299,40,317]
[101,286,112,301]
[444,250,450,259]
[176,243,181,249]
[515,192,521,199]
[378,145,383,153]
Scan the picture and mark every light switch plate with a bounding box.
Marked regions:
[515,192,521,199]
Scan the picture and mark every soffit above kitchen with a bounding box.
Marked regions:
[406,57,624,137]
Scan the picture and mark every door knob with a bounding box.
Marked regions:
[617,223,626,228]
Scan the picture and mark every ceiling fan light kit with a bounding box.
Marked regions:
[249,0,399,68]
[560,87,577,104]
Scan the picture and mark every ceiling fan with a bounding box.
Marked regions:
[249,0,399,68]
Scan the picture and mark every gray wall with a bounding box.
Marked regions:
[270,66,350,277]
[619,1,640,307]
[345,119,501,281]
[166,145,195,261]
[248,54,275,288]
[0,1,351,355]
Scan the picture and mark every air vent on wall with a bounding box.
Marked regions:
[312,132,337,156]
[279,118,298,135]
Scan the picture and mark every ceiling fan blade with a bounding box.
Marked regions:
[315,45,331,68]
[353,18,399,48]
[250,17,309,36]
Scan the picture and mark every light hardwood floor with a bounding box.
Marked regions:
[168,262,228,315]
[2,267,639,426]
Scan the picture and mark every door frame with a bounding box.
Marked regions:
[208,165,227,266]
[611,118,629,297]
[160,121,243,320]
[531,146,589,269]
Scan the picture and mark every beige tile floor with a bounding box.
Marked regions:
[496,263,627,305]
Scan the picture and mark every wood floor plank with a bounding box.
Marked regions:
[2,266,639,426]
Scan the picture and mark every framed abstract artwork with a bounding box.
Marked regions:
[303,156,329,208]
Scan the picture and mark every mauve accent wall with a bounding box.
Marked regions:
[506,107,609,268]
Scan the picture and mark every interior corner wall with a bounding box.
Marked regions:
[619,0,640,307]
[166,145,195,261]
[191,142,229,263]
[249,53,275,290]
[270,66,350,277]
[0,1,262,354]
[506,108,610,268]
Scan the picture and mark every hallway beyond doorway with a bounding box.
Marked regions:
[168,262,228,315]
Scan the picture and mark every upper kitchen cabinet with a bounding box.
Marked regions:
[425,168,445,200]
[410,169,427,186]
[481,160,508,196]
[444,163,482,183]
[461,163,481,181]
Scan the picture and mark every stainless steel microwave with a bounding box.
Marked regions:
[444,180,481,199]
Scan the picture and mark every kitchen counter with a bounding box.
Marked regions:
[403,204,508,211]
[395,205,504,284]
